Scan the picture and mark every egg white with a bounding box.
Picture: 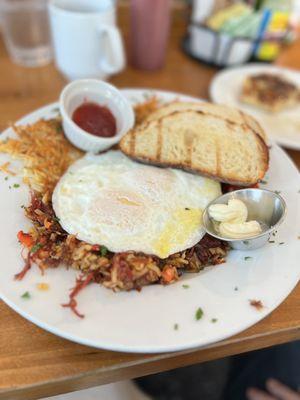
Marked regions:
[52,151,221,258]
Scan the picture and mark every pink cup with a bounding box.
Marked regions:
[130,0,171,70]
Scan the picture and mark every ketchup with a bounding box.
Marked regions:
[72,102,117,138]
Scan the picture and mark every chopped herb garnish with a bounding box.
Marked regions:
[272,231,277,236]
[234,286,239,291]
[143,92,152,100]
[174,323,179,330]
[243,240,249,245]
[182,284,190,289]
[21,205,25,209]
[279,242,285,245]
[8,185,11,189]
[185,207,190,210]
[274,190,281,195]
[21,291,31,299]
[55,124,63,133]
[211,318,218,323]
[260,180,267,184]
[100,246,108,256]
[195,307,204,321]
[4,176,8,181]
[268,240,275,243]
[244,256,252,261]
[31,243,42,253]
[13,183,20,188]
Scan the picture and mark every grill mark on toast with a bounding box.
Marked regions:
[156,120,163,161]
[239,110,266,141]
[130,129,136,155]
[184,129,194,168]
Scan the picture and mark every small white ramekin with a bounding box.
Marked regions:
[59,79,135,152]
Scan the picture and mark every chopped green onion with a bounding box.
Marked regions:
[21,291,31,299]
[182,284,190,289]
[211,318,218,323]
[195,307,204,321]
[100,246,108,256]
[31,243,42,253]
[173,323,179,330]
[4,176,8,181]
[244,256,252,261]
[279,242,285,245]
[274,190,281,195]
[13,183,20,188]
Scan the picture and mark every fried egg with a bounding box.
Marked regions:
[52,151,221,258]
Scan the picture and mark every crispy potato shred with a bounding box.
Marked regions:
[0,99,229,318]
[0,118,82,194]
[133,95,160,125]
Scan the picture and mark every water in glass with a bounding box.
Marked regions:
[1,0,52,67]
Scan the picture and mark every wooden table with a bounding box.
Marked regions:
[0,6,299,400]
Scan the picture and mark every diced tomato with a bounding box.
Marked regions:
[161,266,176,284]
[17,231,33,248]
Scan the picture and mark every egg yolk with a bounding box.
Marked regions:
[152,208,203,258]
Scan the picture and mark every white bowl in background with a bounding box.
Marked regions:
[59,79,135,152]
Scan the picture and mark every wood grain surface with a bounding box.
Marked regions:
[0,5,299,400]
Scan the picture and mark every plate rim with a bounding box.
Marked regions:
[0,88,299,353]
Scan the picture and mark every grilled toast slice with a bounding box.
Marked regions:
[119,103,269,186]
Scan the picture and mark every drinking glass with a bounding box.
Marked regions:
[0,0,52,67]
[130,0,171,70]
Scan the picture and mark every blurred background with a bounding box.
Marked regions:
[0,0,300,126]
[0,2,300,400]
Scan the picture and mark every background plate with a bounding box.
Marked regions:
[0,89,299,353]
[210,63,300,150]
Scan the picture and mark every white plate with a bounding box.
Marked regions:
[210,63,300,150]
[0,89,299,354]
